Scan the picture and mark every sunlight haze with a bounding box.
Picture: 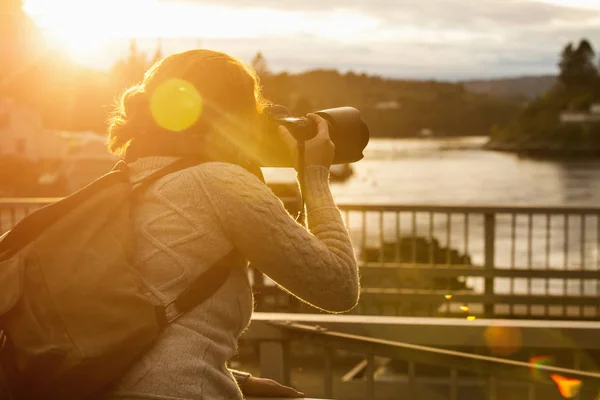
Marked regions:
[23,0,600,79]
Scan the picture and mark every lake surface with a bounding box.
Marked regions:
[3,137,599,298]
[265,136,600,205]
[330,136,600,205]
[266,137,600,298]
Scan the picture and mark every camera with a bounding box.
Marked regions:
[257,105,370,167]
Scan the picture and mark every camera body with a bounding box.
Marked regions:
[259,106,370,167]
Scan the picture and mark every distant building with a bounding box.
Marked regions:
[0,98,68,160]
[60,132,118,193]
[560,112,591,123]
[0,98,119,193]
[560,104,600,123]
[419,129,434,138]
[374,100,401,110]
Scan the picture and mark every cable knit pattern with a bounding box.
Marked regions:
[102,156,359,400]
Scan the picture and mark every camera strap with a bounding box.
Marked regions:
[296,139,307,226]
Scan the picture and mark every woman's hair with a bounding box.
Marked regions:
[107,49,270,156]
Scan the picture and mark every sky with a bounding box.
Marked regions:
[23,0,600,80]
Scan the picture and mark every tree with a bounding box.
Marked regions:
[110,39,147,89]
[558,43,575,86]
[251,51,270,78]
[559,39,598,90]
[126,39,147,81]
[0,155,39,196]
[574,39,597,78]
[0,0,43,103]
[291,96,314,116]
[151,38,163,66]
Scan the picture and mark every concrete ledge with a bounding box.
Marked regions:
[248,313,600,350]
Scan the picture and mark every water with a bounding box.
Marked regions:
[265,135,600,205]
[267,136,600,298]
[329,136,600,205]
[5,138,600,298]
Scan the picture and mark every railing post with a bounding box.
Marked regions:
[324,346,334,398]
[484,213,496,317]
[365,353,375,399]
[450,368,458,400]
[259,340,290,386]
[487,376,498,400]
[252,268,265,310]
[408,361,417,399]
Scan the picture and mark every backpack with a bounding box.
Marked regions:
[0,158,234,400]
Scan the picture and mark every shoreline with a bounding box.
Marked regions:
[484,140,600,159]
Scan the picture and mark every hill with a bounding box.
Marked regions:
[462,75,557,99]
[260,70,523,138]
[486,39,600,156]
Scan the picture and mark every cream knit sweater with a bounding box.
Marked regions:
[103,156,359,400]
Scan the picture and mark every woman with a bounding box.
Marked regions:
[104,49,359,399]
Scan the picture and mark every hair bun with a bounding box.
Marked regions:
[122,87,149,118]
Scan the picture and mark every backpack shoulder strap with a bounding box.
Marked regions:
[155,252,239,327]
[0,169,129,260]
[129,157,204,188]
[125,157,238,326]
[0,331,20,399]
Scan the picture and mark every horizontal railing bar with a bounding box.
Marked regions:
[360,289,600,305]
[252,313,600,329]
[338,203,600,214]
[360,263,600,279]
[0,198,61,206]
[255,285,599,305]
[4,198,600,214]
[346,373,571,387]
[268,321,600,384]
[248,313,600,349]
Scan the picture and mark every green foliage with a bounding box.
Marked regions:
[1,2,520,138]
[110,39,148,89]
[0,155,39,196]
[490,38,600,153]
[260,70,521,137]
[559,39,597,91]
[251,51,270,79]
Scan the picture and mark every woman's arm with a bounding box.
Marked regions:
[229,369,304,398]
[229,369,251,388]
[194,162,359,313]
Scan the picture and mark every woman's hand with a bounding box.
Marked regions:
[241,376,305,398]
[278,113,335,169]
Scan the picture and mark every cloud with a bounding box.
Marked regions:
[155,0,600,78]
[29,0,600,79]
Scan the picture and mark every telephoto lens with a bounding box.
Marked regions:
[259,105,370,167]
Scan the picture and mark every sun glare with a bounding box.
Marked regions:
[23,0,380,68]
[535,0,600,10]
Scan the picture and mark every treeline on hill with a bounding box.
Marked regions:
[4,47,523,139]
[488,39,600,154]
[254,54,522,137]
[1,1,522,139]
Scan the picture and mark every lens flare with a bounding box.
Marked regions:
[551,374,582,399]
[530,355,554,381]
[466,316,476,321]
[484,325,522,357]
[150,78,203,132]
[444,294,453,300]
[460,305,470,312]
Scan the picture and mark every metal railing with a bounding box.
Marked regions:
[3,199,600,319]
[338,204,600,320]
[246,313,600,400]
[4,199,600,398]
[0,198,57,234]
